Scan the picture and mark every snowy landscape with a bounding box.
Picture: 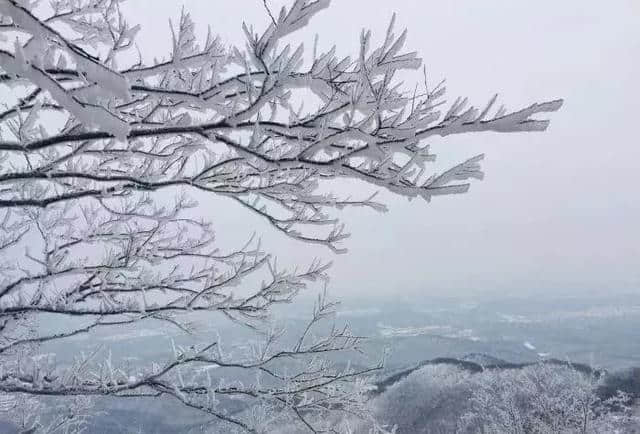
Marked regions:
[1,0,638,432]
[1,292,636,432]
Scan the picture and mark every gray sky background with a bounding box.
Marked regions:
[122,0,639,300]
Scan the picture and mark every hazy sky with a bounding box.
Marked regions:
[123,0,640,300]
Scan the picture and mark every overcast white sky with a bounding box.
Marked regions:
[122,0,640,300]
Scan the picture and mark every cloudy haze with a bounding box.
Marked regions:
[123,0,639,299]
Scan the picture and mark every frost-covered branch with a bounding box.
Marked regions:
[0,0,561,431]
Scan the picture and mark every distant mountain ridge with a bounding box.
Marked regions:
[374,353,636,399]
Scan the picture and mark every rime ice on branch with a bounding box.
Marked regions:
[0,0,562,432]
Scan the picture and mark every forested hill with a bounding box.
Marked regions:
[375,354,639,401]
[368,355,640,433]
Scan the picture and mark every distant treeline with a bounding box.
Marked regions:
[375,354,640,402]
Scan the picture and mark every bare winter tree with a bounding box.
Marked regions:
[0,0,562,432]
[461,364,637,434]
